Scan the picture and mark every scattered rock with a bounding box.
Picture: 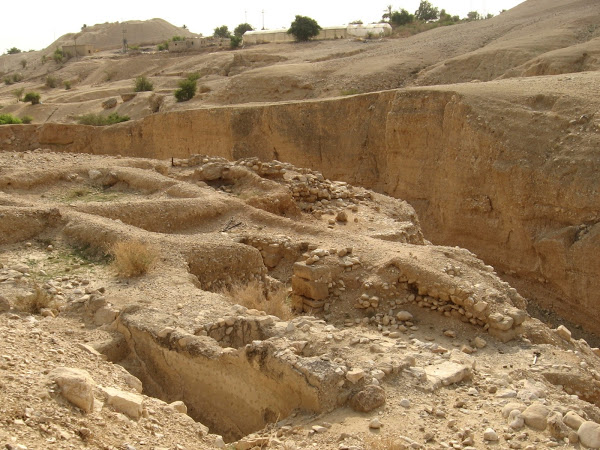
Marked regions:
[564,411,586,430]
[473,337,487,349]
[555,325,572,341]
[483,428,499,441]
[578,421,600,448]
[522,402,550,431]
[396,311,413,321]
[49,367,96,413]
[369,418,382,429]
[346,368,365,384]
[169,401,187,414]
[349,385,386,412]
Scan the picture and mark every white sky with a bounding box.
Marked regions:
[2,0,525,52]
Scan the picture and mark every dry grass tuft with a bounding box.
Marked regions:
[110,240,159,277]
[15,285,59,315]
[223,281,293,320]
[367,436,408,450]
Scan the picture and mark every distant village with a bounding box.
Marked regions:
[60,23,393,56]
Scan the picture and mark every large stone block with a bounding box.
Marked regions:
[292,275,329,300]
[424,361,471,389]
[101,386,144,419]
[293,262,331,281]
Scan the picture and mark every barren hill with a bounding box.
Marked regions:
[45,18,197,52]
[1,2,600,449]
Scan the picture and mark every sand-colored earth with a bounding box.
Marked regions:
[1,0,600,448]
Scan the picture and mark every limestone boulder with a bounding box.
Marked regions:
[522,402,550,430]
[49,367,96,413]
[101,386,144,419]
[578,421,600,448]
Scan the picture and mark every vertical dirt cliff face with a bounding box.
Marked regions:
[1,87,599,335]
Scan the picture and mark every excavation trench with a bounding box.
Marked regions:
[112,308,340,442]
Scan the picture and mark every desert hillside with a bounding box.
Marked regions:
[1,1,600,449]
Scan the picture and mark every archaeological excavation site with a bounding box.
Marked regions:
[0,0,599,449]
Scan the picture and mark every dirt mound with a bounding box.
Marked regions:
[46,18,197,52]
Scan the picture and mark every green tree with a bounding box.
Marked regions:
[171,35,185,41]
[415,1,439,21]
[382,5,393,22]
[23,92,41,105]
[234,23,253,37]
[467,11,482,21]
[391,9,415,26]
[7,47,21,55]
[213,25,231,39]
[134,76,153,92]
[287,15,322,42]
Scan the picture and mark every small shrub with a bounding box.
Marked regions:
[12,73,24,83]
[7,47,21,54]
[53,48,64,63]
[174,77,197,102]
[134,75,153,92]
[157,41,169,51]
[104,70,116,82]
[15,285,58,315]
[171,35,185,41]
[21,115,33,124]
[110,240,158,277]
[230,35,243,49]
[46,75,59,88]
[13,87,24,102]
[76,112,130,126]
[367,436,407,450]
[64,80,72,90]
[222,281,292,320]
[20,59,27,68]
[23,92,41,104]
[341,88,359,96]
[0,114,22,125]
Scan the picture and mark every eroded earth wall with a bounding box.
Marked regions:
[1,85,599,334]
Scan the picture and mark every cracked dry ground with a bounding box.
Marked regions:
[2,149,600,450]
